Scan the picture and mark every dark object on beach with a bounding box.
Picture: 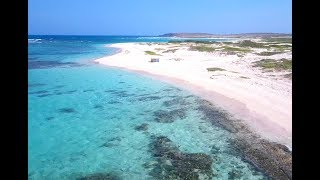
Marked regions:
[134,123,149,131]
[150,58,159,62]
[77,172,120,180]
[148,135,214,179]
[58,108,77,113]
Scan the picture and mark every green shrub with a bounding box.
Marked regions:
[168,40,218,44]
[145,51,161,55]
[238,40,265,48]
[256,51,283,56]
[189,45,216,52]
[253,58,292,71]
[207,67,226,72]
[240,76,250,79]
[162,49,178,53]
[263,38,292,44]
[222,46,251,53]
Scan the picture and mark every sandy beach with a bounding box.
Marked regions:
[95,40,292,148]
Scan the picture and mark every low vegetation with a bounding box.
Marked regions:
[189,45,216,52]
[221,41,234,45]
[253,58,292,71]
[255,51,283,56]
[145,51,161,56]
[162,49,178,53]
[207,67,226,72]
[283,73,292,79]
[263,37,292,44]
[267,44,292,50]
[240,76,250,79]
[221,46,251,53]
[237,40,265,48]
[168,40,218,44]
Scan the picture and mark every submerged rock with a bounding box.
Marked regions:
[148,135,214,180]
[229,138,292,180]
[37,93,52,97]
[195,98,291,179]
[100,137,121,148]
[94,104,103,109]
[134,123,149,131]
[163,88,175,92]
[53,85,65,89]
[46,117,54,121]
[29,90,49,94]
[162,97,191,107]
[153,109,187,123]
[83,89,95,92]
[64,90,77,94]
[58,108,77,113]
[196,102,239,133]
[228,169,243,179]
[77,172,120,180]
[137,96,162,102]
[108,100,121,104]
[28,83,46,87]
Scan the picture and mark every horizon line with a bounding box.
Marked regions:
[28,32,292,36]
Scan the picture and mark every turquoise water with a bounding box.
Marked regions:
[28,36,267,179]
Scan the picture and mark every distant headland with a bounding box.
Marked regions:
[158,33,292,38]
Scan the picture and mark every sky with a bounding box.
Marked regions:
[28,0,292,35]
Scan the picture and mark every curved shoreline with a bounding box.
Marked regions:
[95,42,292,149]
[94,42,292,179]
[97,63,293,179]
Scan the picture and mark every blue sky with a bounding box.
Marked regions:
[28,0,292,35]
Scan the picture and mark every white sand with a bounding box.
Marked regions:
[96,42,292,148]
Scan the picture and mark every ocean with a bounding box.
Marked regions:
[28,35,267,179]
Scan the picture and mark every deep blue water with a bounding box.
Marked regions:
[28,35,267,179]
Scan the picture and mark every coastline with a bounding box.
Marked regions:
[95,42,292,149]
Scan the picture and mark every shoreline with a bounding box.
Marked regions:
[95,42,292,149]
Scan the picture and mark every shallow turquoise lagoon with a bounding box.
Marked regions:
[28,36,267,179]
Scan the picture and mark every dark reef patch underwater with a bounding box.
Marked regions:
[148,135,214,180]
[75,172,121,180]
